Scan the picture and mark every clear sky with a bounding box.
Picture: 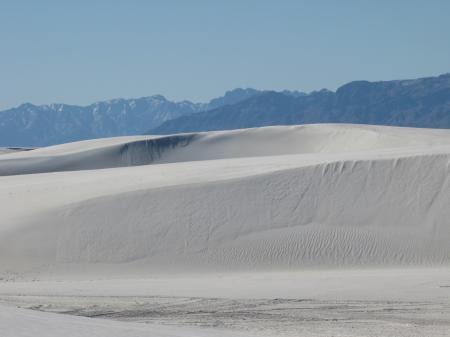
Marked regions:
[1,0,449,110]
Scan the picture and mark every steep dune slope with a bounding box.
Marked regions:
[0,124,449,277]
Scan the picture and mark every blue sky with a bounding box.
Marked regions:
[1,0,449,109]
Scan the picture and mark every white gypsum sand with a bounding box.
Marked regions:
[0,124,450,336]
[0,304,256,337]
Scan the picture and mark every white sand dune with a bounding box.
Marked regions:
[2,124,450,337]
[2,123,450,175]
[1,124,450,276]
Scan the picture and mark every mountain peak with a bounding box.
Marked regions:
[17,102,37,110]
[146,94,168,101]
[206,88,261,110]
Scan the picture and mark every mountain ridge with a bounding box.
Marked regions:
[0,88,263,147]
[151,73,450,135]
[2,73,450,147]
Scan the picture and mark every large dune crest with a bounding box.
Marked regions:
[1,124,450,277]
[2,124,450,175]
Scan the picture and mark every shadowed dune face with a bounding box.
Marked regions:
[118,135,196,166]
[1,124,450,276]
[0,134,197,176]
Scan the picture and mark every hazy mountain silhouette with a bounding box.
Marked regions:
[152,74,450,134]
[0,89,261,147]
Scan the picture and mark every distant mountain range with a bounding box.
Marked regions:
[1,74,449,147]
[0,88,264,147]
[152,74,450,135]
